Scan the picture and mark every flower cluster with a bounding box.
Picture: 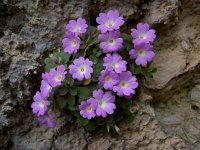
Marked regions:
[62,18,88,54]
[79,90,116,119]
[32,9,157,131]
[129,23,156,66]
[31,65,66,127]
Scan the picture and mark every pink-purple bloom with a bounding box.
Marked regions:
[62,32,80,54]
[79,98,97,119]
[113,71,138,96]
[40,80,52,98]
[66,18,88,35]
[93,89,116,118]
[98,30,123,53]
[31,91,50,116]
[131,23,156,45]
[98,70,119,90]
[69,57,93,81]
[96,10,124,33]
[103,53,127,73]
[38,113,56,128]
[46,65,67,87]
[129,43,155,66]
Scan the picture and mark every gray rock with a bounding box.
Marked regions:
[1,0,200,149]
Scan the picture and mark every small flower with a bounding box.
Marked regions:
[129,43,155,66]
[79,98,97,119]
[62,32,80,54]
[69,57,93,81]
[47,65,67,87]
[96,10,124,33]
[98,30,123,53]
[38,113,56,128]
[103,53,127,73]
[93,89,116,118]
[40,80,52,98]
[113,71,138,96]
[31,91,50,116]
[98,70,119,90]
[66,18,88,35]
[131,23,156,45]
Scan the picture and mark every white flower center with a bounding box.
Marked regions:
[86,106,92,112]
[112,61,118,69]
[98,100,105,108]
[107,39,115,46]
[120,81,127,88]
[138,49,145,56]
[39,100,45,108]
[55,74,62,81]
[105,76,111,82]
[139,33,146,40]
[78,66,86,74]
[106,20,114,27]
[71,40,77,47]
[74,26,81,33]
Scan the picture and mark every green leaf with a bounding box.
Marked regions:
[121,33,132,41]
[60,52,70,64]
[77,87,91,99]
[85,121,96,131]
[86,26,96,35]
[88,37,99,46]
[120,100,133,109]
[59,87,68,96]
[67,94,75,106]
[44,58,52,65]
[96,51,102,57]
[69,87,77,96]
[56,97,67,109]
[68,105,77,111]
[66,77,74,86]
[121,109,134,124]
[77,117,89,126]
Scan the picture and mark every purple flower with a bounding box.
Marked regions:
[40,80,52,98]
[98,30,123,53]
[131,23,156,45]
[66,18,88,35]
[93,89,116,118]
[129,43,155,66]
[103,53,127,73]
[46,65,67,87]
[79,98,97,119]
[69,57,93,81]
[31,91,50,116]
[62,32,80,54]
[96,10,124,33]
[38,113,56,128]
[98,70,119,90]
[113,71,138,96]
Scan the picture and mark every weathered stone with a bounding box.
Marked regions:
[1,0,200,149]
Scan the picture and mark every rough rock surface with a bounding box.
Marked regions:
[0,0,200,149]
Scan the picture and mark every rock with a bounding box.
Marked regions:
[0,0,200,149]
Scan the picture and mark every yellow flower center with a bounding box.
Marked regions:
[98,100,104,108]
[74,26,81,32]
[105,76,111,82]
[56,74,62,81]
[139,34,146,40]
[86,106,92,111]
[120,81,127,88]
[39,100,45,108]
[138,50,145,56]
[106,20,114,27]
[79,66,85,73]
[72,40,77,47]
